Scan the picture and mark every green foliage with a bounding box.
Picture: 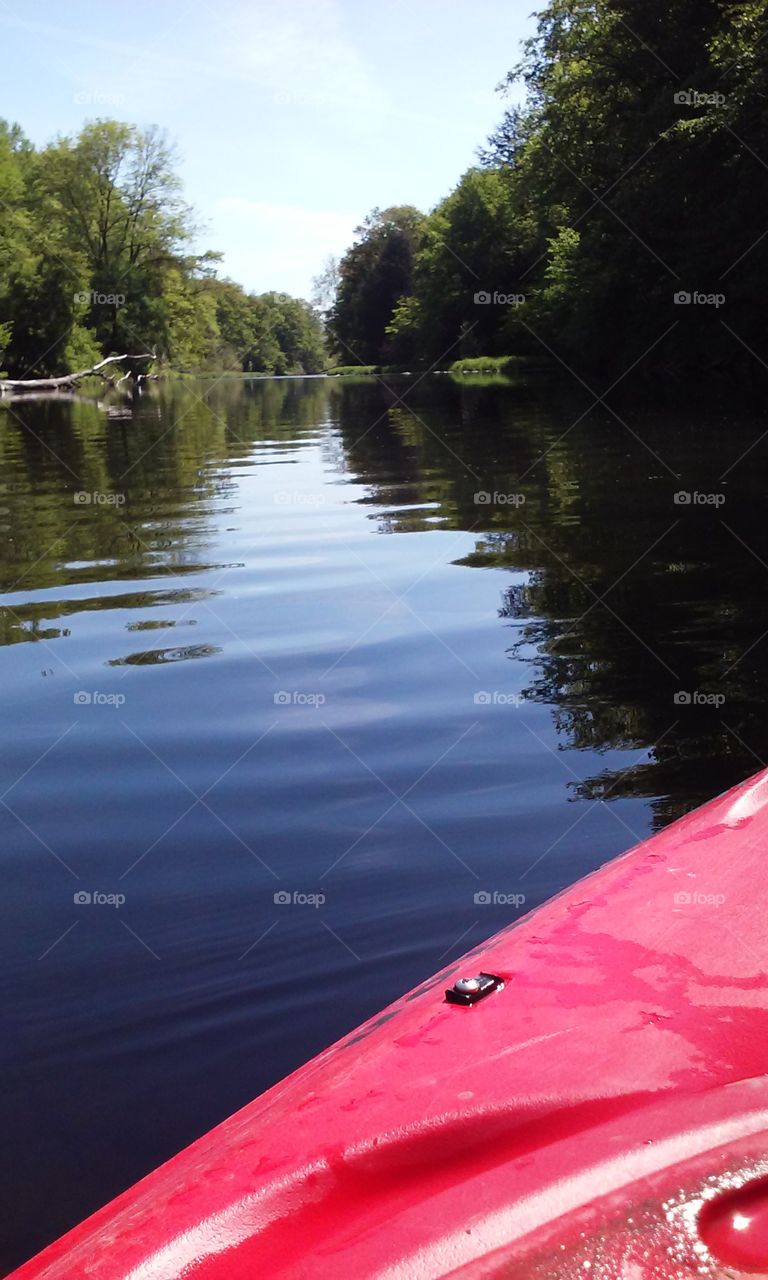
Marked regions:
[62,324,104,373]
[329,206,424,364]
[258,292,328,374]
[388,168,530,363]
[328,0,768,382]
[0,118,328,378]
[162,271,221,370]
[210,285,327,374]
[311,255,340,320]
[449,355,522,375]
[484,0,768,374]
[0,321,11,367]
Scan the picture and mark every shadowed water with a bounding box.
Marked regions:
[2,373,766,1269]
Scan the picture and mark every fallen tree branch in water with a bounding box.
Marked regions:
[0,352,156,394]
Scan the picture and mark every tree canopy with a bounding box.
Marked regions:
[7,2,768,389]
[328,206,424,365]
[327,0,768,383]
[0,119,327,378]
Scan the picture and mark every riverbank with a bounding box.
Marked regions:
[328,355,533,378]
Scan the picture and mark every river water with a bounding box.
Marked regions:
[2,373,765,1268]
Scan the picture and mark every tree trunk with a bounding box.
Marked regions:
[0,352,155,395]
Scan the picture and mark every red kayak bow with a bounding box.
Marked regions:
[12,769,768,1279]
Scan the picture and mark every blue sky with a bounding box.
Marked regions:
[0,1,536,299]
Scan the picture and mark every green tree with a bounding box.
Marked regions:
[485,0,768,374]
[311,255,340,321]
[0,121,34,368]
[387,168,529,363]
[0,117,328,378]
[329,206,424,364]
[35,121,203,358]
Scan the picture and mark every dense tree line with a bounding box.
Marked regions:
[328,207,423,365]
[326,0,768,382]
[0,120,326,378]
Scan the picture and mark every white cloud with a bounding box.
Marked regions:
[0,0,388,121]
[213,0,389,117]
[213,199,360,296]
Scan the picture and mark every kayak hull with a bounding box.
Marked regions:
[12,769,768,1278]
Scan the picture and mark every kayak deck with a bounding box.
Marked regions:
[12,769,768,1278]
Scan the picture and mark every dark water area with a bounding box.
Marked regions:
[2,372,767,1270]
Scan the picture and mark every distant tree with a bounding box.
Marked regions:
[311,255,340,320]
[0,118,328,378]
[255,292,327,374]
[33,121,206,359]
[328,206,424,364]
[330,0,768,381]
[209,283,327,374]
[0,122,34,367]
[484,0,768,374]
[387,168,529,363]
[208,279,261,370]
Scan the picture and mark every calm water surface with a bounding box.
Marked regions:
[2,374,767,1269]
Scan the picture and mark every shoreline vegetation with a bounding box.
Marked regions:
[320,2,768,395]
[3,1,767,396]
[0,353,541,395]
[327,356,531,377]
[0,120,327,387]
